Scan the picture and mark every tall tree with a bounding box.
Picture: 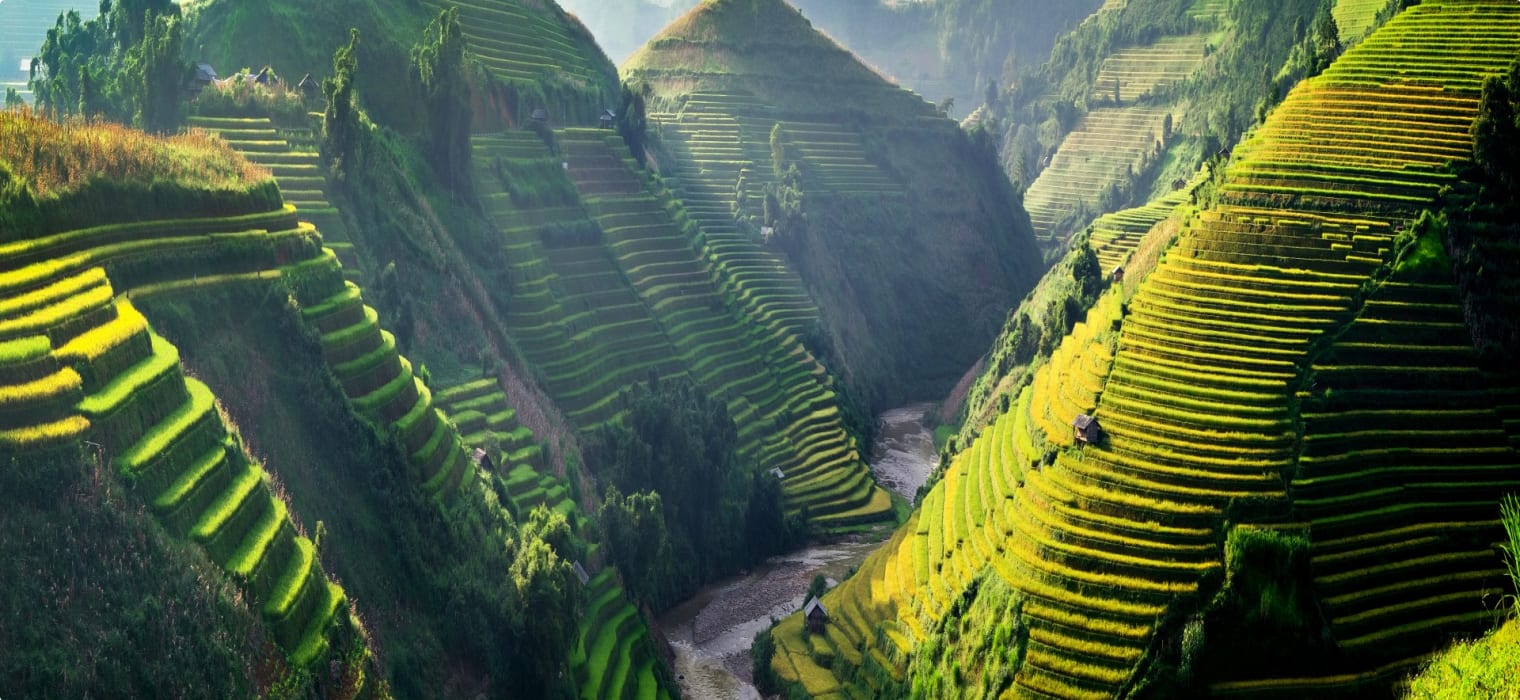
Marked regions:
[323,29,362,177]
[616,82,648,165]
[410,7,471,192]
[1473,74,1519,189]
[122,11,187,133]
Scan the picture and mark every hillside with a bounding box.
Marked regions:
[1,82,673,697]
[993,0,1345,256]
[0,109,374,695]
[766,3,1520,698]
[187,0,619,129]
[786,0,1103,120]
[624,0,1045,410]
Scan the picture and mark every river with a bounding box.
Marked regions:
[657,403,940,699]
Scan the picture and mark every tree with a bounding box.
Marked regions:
[1310,3,1341,74]
[617,82,648,166]
[122,10,187,133]
[522,503,575,561]
[28,0,185,127]
[410,7,471,193]
[597,487,674,607]
[510,533,578,694]
[323,29,362,177]
[804,573,828,606]
[3,88,22,109]
[1473,74,1519,189]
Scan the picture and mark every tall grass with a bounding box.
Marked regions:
[0,108,268,199]
[1502,494,1520,616]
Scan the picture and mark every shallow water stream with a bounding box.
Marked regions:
[657,404,940,699]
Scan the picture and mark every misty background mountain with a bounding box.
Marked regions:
[562,0,1099,118]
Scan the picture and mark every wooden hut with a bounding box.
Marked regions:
[1072,414,1102,444]
[803,596,828,633]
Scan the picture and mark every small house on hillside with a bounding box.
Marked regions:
[531,108,548,123]
[803,596,828,633]
[253,66,275,86]
[471,447,496,472]
[297,73,319,99]
[572,560,590,586]
[1111,266,1125,284]
[769,467,785,480]
[1073,414,1102,444]
[193,63,217,90]
[600,109,616,128]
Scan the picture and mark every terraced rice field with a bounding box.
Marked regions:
[572,570,671,700]
[431,378,582,519]
[187,113,363,279]
[473,128,891,529]
[777,121,901,195]
[425,0,608,89]
[559,129,892,528]
[1090,35,1207,106]
[649,90,822,342]
[1023,105,1172,247]
[1087,171,1200,271]
[472,131,689,429]
[0,205,350,667]
[1335,0,1394,44]
[0,0,97,104]
[777,3,1520,697]
[1293,281,1515,663]
[295,268,478,501]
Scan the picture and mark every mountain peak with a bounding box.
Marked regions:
[624,0,932,117]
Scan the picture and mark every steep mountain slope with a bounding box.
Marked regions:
[1015,0,1224,250]
[996,0,1336,257]
[466,126,894,530]
[769,3,1520,698]
[427,0,620,125]
[177,108,678,699]
[0,112,373,694]
[624,0,1045,409]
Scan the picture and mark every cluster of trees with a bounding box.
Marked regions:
[588,378,799,610]
[410,7,471,193]
[1438,58,1520,363]
[30,0,190,132]
[1473,61,1520,192]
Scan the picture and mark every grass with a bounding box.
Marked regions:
[0,413,91,448]
[0,336,50,364]
[0,366,81,405]
[54,300,148,363]
[1405,618,1520,698]
[0,108,268,200]
[190,464,263,543]
[1489,489,1520,603]
[117,379,216,474]
[264,537,313,619]
[78,335,179,416]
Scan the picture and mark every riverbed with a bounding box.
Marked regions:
[658,404,940,699]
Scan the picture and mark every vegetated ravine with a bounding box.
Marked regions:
[658,404,940,700]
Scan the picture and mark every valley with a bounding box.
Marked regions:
[3,0,1519,698]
